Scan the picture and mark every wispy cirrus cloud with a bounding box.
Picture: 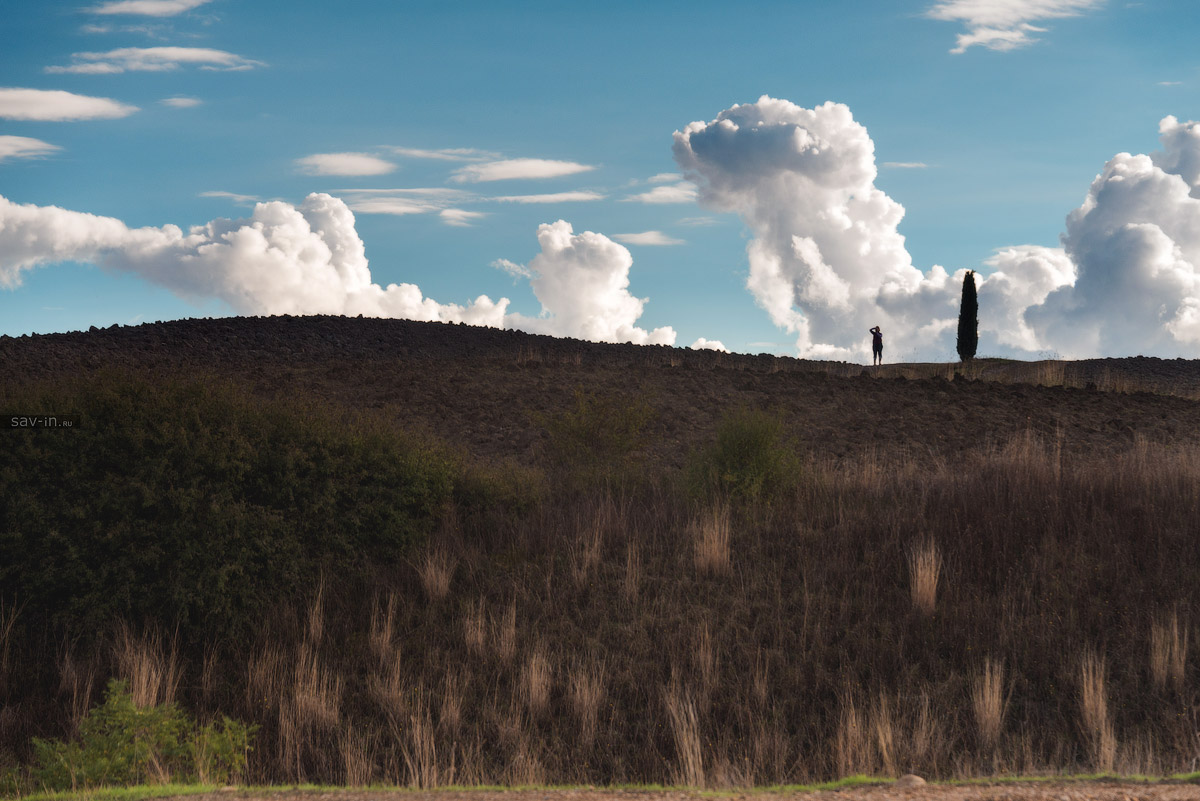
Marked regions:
[0,136,60,163]
[89,0,211,16]
[622,182,698,204]
[451,158,595,183]
[440,209,487,227]
[490,191,604,203]
[160,96,201,108]
[387,146,499,162]
[883,161,930,168]
[295,152,397,176]
[199,190,259,205]
[0,87,137,120]
[926,0,1104,53]
[46,46,263,74]
[613,231,684,246]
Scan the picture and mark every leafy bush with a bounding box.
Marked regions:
[539,388,655,482]
[687,406,801,503]
[0,370,471,641]
[28,679,255,791]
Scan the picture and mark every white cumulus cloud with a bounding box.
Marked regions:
[613,231,684,246]
[451,158,595,183]
[89,0,211,15]
[296,152,396,177]
[46,47,263,74]
[0,193,507,327]
[690,337,728,351]
[0,87,137,120]
[503,221,676,346]
[926,0,1104,53]
[0,135,60,163]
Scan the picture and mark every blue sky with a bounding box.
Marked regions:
[3,0,1199,360]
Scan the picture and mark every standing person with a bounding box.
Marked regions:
[870,326,883,366]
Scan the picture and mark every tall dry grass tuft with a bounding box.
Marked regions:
[665,683,705,787]
[419,550,457,602]
[113,623,181,708]
[402,696,446,788]
[1149,612,1188,693]
[369,593,398,665]
[571,496,611,589]
[835,695,871,778]
[568,657,606,746]
[693,504,732,576]
[305,581,326,644]
[340,727,375,786]
[907,539,941,615]
[368,657,408,728]
[520,645,552,717]
[1079,651,1117,772]
[439,669,466,733]
[623,541,641,603]
[462,598,488,658]
[57,645,97,735]
[871,693,898,777]
[291,641,343,731]
[493,601,518,665]
[972,658,1006,753]
[694,620,718,709]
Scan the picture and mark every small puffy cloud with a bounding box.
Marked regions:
[46,47,263,74]
[451,158,595,183]
[440,208,486,227]
[503,220,676,346]
[925,0,1104,53]
[883,161,929,169]
[0,192,508,327]
[0,87,137,120]
[160,96,201,108]
[89,0,210,15]
[0,135,60,163]
[623,182,698,204]
[296,152,396,177]
[387,146,498,162]
[690,337,728,351]
[648,172,682,183]
[490,191,604,203]
[613,231,684,246]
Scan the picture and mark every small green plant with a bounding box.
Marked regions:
[27,679,255,792]
[539,388,655,481]
[687,406,801,503]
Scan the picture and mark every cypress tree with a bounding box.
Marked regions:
[957,269,978,362]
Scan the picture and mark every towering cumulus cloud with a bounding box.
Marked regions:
[0,193,507,325]
[673,95,956,359]
[504,221,676,345]
[1023,116,1200,356]
[675,96,1200,360]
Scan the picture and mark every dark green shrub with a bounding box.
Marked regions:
[957,269,978,362]
[687,406,801,503]
[28,679,255,791]
[0,370,463,641]
[538,388,655,482]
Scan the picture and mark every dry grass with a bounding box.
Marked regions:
[113,624,180,708]
[462,598,487,658]
[693,503,731,576]
[1149,612,1188,692]
[907,539,941,615]
[493,601,518,665]
[665,683,704,787]
[369,593,398,665]
[972,658,1006,753]
[340,727,375,786]
[568,657,605,746]
[1079,651,1117,772]
[520,645,552,717]
[622,541,641,603]
[419,550,457,602]
[835,696,870,778]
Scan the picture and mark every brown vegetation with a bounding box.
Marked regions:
[2,317,1200,788]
